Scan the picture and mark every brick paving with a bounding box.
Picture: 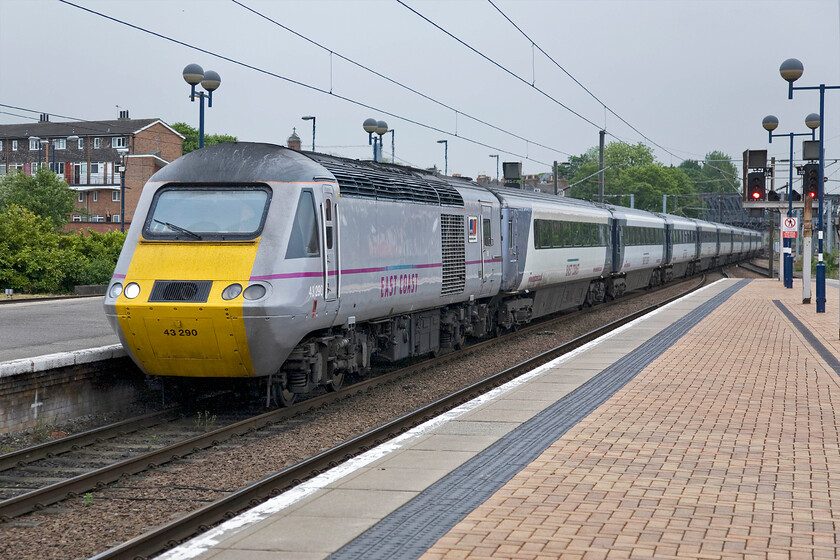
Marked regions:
[422,280,840,559]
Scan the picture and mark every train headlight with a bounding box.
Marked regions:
[124,282,141,299]
[222,283,243,300]
[243,283,267,300]
[109,283,123,298]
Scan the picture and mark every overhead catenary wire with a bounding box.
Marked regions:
[485,0,683,162]
[231,0,572,159]
[395,0,602,132]
[0,102,191,152]
[53,0,562,167]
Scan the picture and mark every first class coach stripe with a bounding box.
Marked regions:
[251,262,443,281]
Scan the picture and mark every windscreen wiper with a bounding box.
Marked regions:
[153,219,202,240]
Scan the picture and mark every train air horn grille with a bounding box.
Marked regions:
[149,280,213,303]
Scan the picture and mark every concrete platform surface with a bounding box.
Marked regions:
[0,297,118,363]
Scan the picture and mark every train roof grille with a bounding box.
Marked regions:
[307,154,464,207]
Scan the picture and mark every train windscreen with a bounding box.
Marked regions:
[143,184,271,241]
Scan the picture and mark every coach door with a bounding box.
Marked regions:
[322,186,339,302]
[480,204,498,295]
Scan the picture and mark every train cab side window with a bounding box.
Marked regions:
[325,200,334,250]
[286,191,320,259]
[483,218,492,246]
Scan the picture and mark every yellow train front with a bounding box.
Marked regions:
[103,143,344,399]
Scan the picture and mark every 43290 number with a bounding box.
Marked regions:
[163,329,198,337]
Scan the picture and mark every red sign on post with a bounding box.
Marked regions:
[782,217,798,239]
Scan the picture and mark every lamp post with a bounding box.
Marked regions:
[762,114,818,289]
[362,118,388,162]
[375,121,388,162]
[437,140,448,175]
[386,129,395,163]
[489,154,499,183]
[182,64,221,149]
[780,58,838,314]
[116,147,129,232]
[301,115,315,151]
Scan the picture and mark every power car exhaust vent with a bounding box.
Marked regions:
[149,280,213,303]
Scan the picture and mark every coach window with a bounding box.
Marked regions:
[286,190,320,259]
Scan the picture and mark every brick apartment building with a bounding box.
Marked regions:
[0,111,183,232]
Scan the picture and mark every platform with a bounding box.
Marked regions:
[158,278,840,559]
[0,297,117,363]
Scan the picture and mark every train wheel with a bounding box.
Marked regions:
[326,364,344,392]
[271,384,295,407]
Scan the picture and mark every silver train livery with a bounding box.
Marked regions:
[104,143,762,404]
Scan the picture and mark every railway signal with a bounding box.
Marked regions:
[804,163,819,199]
[747,171,766,201]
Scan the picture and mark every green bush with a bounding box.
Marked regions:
[0,205,126,294]
[812,250,839,278]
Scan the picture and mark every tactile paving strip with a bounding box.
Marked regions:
[329,279,749,560]
[773,299,840,374]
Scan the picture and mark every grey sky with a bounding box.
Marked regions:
[1,0,839,189]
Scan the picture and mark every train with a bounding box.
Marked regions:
[103,142,762,405]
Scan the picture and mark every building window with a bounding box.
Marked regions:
[112,214,120,223]
[78,192,84,202]
[31,162,38,173]
[112,137,127,149]
[92,191,98,202]
[112,191,120,202]
[72,215,82,222]
[94,138,100,149]
[0,140,3,150]
[53,138,66,150]
[91,215,104,223]
[29,138,39,150]
[12,140,18,151]
[50,161,64,175]
[78,138,84,150]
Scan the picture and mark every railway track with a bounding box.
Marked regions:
[736,261,771,277]
[80,273,710,560]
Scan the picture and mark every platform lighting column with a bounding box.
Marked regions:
[375,121,388,163]
[780,58,840,314]
[182,64,221,149]
[489,154,499,183]
[116,147,129,232]
[762,114,818,289]
[362,118,388,162]
[437,140,448,175]
[301,116,316,151]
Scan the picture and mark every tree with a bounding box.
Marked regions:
[565,142,701,214]
[0,205,70,292]
[699,151,740,195]
[171,122,237,154]
[0,168,75,228]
